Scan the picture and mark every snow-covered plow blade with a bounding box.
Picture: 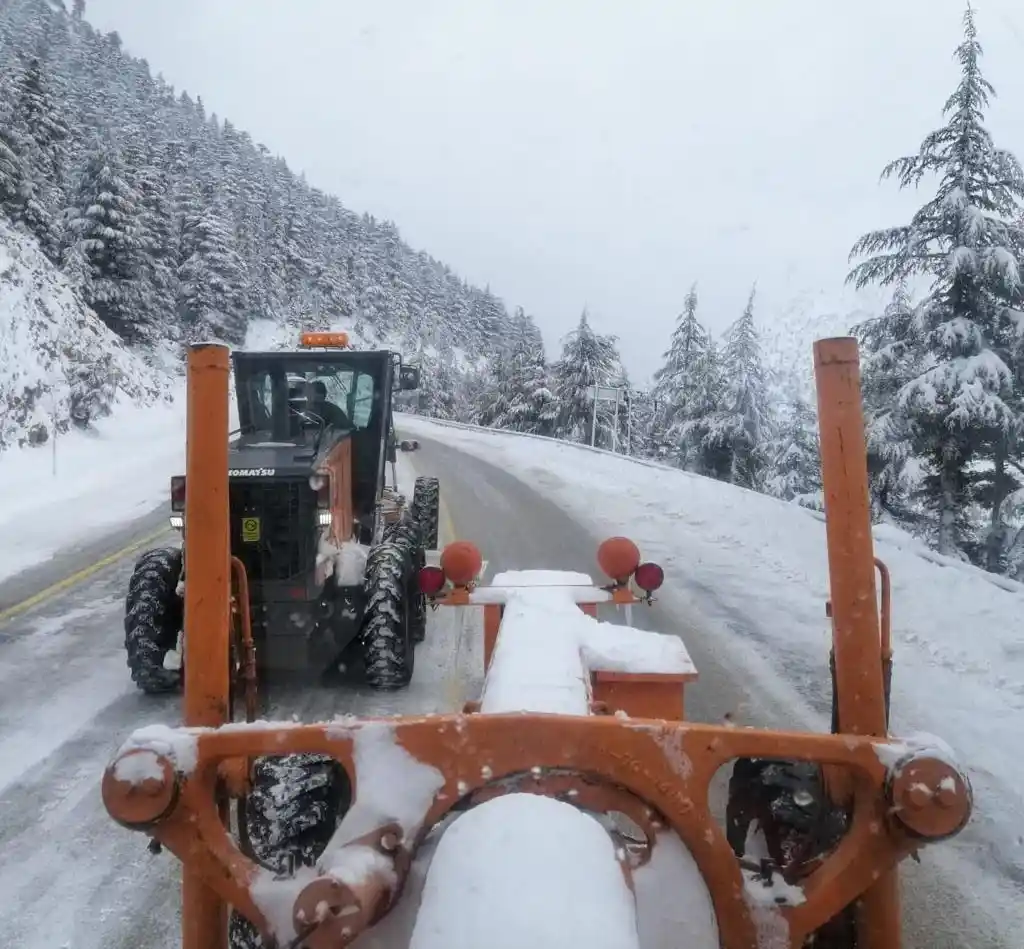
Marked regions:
[101,338,973,949]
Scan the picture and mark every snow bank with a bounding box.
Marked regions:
[398,414,1024,920]
[0,376,186,583]
[409,793,642,949]
[0,219,175,451]
[0,220,188,581]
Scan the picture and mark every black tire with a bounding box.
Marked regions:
[229,753,351,948]
[410,543,427,644]
[124,547,184,694]
[725,758,856,947]
[412,476,440,551]
[360,538,416,690]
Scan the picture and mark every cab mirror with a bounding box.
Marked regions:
[399,366,421,390]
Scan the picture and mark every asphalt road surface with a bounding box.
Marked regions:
[0,432,1009,949]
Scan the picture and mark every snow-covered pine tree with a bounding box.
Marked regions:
[177,202,249,345]
[847,6,1024,564]
[7,55,68,259]
[62,146,147,341]
[0,79,28,225]
[650,283,716,464]
[699,286,771,488]
[552,309,623,447]
[851,283,930,527]
[496,319,557,435]
[762,384,823,509]
[130,146,179,344]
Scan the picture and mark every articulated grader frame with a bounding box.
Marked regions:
[101,339,972,949]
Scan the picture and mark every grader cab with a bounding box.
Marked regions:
[123,331,437,698]
[101,338,972,949]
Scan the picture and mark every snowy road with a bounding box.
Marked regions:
[0,434,1014,948]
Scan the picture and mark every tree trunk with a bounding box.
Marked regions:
[985,441,1011,573]
[935,457,961,557]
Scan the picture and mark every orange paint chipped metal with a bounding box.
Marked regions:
[103,715,972,949]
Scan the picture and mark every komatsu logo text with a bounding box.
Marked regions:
[229,467,276,477]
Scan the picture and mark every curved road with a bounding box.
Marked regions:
[0,433,1010,949]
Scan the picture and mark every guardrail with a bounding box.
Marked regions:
[394,411,689,477]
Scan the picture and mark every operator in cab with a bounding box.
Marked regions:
[306,379,351,430]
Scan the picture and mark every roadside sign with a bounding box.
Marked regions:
[586,385,621,403]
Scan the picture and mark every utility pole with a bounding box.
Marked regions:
[590,385,599,447]
[611,388,619,454]
[626,389,632,456]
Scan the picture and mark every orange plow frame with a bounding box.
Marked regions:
[101,338,973,949]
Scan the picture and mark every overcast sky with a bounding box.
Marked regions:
[84,0,1024,382]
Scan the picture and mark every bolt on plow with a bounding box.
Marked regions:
[102,337,972,949]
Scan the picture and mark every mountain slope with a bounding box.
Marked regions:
[0,0,517,396]
[0,217,172,450]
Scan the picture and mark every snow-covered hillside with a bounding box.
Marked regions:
[0,218,175,451]
[398,413,1024,936]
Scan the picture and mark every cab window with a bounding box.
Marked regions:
[352,373,375,427]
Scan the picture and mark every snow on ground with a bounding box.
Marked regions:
[0,219,190,581]
[397,413,1024,923]
[0,219,176,452]
[0,384,187,584]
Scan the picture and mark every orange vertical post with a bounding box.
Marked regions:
[813,337,899,949]
[813,338,887,737]
[182,343,232,949]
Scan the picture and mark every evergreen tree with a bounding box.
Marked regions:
[553,309,623,447]
[62,146,145,340]
[847,6,1024,561]
[702,286,771,488]
[177,203,248,344]
[762,390,822,509]
[851,284,930,527]
[131,151,179,340]
[498,330,557,435]
[7,56,67,258]
[651,283,716,464]
[0,80,28,224]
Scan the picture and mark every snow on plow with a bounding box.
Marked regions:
[101,339,973,949]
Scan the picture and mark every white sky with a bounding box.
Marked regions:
[84,0,1024,382]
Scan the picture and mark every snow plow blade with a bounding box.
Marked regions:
[101,338,973,949]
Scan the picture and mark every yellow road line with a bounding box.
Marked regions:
[0,525,171,626]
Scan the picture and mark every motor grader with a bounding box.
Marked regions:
[123,331,440,699]
[101,337,973,949]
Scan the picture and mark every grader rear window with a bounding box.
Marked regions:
[235,356,384,442]
[288,365,377,433]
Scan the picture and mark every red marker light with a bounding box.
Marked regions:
[170,476,186,512]
[634,562,664,593]
[417,566,447,596]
